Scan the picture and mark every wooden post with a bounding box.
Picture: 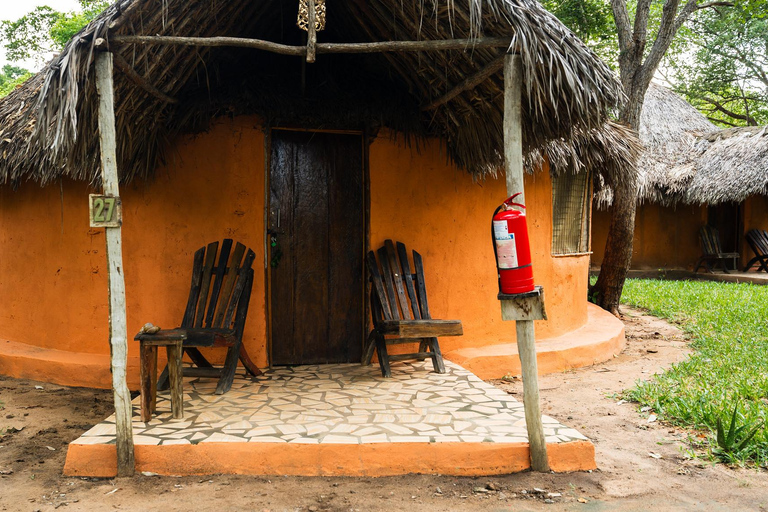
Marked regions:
[95,51,135,477]
[306,0,317,63]
[502,53,549,472]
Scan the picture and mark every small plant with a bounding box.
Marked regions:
[713,404,764,462]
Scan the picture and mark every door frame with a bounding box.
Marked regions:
[263,126,370,367]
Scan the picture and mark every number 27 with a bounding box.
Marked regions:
[93,197,115,222]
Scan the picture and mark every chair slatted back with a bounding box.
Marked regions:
[746,229,768,257]
[368,240,431,325]
[700,225,723,256]
[181,239,256,331]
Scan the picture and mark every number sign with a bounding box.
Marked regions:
[89,194,123,228]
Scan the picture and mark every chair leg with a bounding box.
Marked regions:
[694,258,704,273]
[238,343,263,377]
[166,343,184,419]
[417,339,429,360]
[375,335,392,378]
[427,337,446,374]
[362,331,377,366]
[215,342,242,395]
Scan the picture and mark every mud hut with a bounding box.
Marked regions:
[592,84,768,270]
[0,0,634,389]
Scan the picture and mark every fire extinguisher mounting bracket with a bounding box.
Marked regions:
[498,285,547,322]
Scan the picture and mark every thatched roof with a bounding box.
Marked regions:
[0,0,633,188]
[636,84,768,205]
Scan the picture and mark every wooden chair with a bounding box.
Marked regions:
[694,225,739,274]
[744,229,768,272]
[363,240,462,377]
[135,239,262,421]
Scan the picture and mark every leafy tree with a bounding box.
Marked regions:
[1,0,108,65]
[0,64,32,97]
[545,0,744,315]
[665,0,768,126]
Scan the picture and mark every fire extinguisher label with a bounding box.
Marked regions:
[493,220,512,240]
[493,221,519,269]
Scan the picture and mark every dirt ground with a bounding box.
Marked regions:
[1,307,767,512]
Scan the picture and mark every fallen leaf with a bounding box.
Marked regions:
[34,385,44,390]
[46,446,56,451]
[648,452,662,459]
[648,414,657,423]
[578,498,588,503]
[105,488,118,495]
[640,406,652,412]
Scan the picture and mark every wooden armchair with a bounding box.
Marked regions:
[135,239,261,421]
[744,229,768,272]
[363,240,462,377]
[694,225,739,274]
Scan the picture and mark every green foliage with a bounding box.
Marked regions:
[0,64,32,98]
[0,0,108,65]
[543,0,768,127]
[540,0,618,65]
[621,279,768,466]
[714,404,764,463]
[666,0,768,127]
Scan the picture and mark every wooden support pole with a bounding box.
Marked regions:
[502,53,549,472]
[95,51,135,477]
[306,0,317,63]
[504,54,525,205]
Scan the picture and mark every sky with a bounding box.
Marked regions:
[0,0,81,70]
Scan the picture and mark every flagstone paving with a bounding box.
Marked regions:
[72,361,588,446]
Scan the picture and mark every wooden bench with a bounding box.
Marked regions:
[135,239,261,421]
[694,225,739,274]
[363,240,462,377]
[744,229,768,272]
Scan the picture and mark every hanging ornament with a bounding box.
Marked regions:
[297,0,326,32]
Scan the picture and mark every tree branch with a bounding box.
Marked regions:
[697,1,734,9]
[702,95,758,125]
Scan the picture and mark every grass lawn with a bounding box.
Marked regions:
[619,278,768,467]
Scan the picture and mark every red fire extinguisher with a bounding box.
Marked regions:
[492,193,534,294]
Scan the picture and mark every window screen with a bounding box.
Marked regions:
[551,171,591,255]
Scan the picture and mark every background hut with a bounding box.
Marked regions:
[0,0,634,386]
[592,84,768,271]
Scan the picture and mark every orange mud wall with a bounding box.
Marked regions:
[592,202,706,270]
[0,117,590,388]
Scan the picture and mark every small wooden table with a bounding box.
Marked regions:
[138,333,186,422]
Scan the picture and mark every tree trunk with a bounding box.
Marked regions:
[591,166,637,315]
[591,73,646,316]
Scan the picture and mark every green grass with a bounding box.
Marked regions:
[619,278,768,466]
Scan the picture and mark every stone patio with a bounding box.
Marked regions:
[64,361,595,476]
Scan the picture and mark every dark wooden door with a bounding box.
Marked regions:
[708,202,741,254]
[269,130,364,365]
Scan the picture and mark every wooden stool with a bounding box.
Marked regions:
[139,335,186,422]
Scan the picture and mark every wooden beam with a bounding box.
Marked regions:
[306,0,317,63]
[502,53,549,473]
[422,54,504,111]
[95,51,135,477]
[110,35,513,55]
[110,50,178,104]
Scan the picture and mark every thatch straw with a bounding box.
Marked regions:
[635,83,718,204]
[0,0,630,188]
[633,84,767,205]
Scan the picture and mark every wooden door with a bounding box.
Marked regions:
[708,202,741,254]
[269,130,364,365]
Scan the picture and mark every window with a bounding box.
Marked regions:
[551,171,591,255]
